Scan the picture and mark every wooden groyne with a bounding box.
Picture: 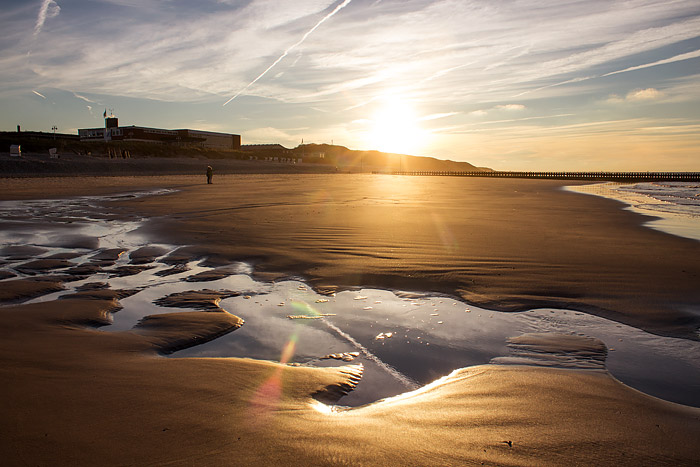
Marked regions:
[387,171,700,182]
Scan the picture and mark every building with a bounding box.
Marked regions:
[241,144,291,155]
[79,115,241,150]
[240,144,301,163]
[3,130,80,141]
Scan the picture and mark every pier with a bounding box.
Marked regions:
[387,171,700,182]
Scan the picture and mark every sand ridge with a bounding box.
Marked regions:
[0,295,698,465]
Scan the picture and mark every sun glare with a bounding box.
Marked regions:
[367,97,427,155]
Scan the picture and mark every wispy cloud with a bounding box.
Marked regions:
[470,104,527,115]
[437,113,575,134]
[495,104,525,111]
[10,0,700,107]
[33,0,60,37]
[420,112,460,121]
[517,47,700,98]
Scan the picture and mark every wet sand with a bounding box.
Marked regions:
[1,174,700,465]
[109,174,700,339]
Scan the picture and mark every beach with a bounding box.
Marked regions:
[119,174,700,338]
[1,174,700,465]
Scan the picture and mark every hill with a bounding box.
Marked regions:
[290,144,488,172]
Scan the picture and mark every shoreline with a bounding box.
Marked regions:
[567,181,700,242]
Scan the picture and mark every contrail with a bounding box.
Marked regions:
[72,92,95,104]
[514,48,700,98]
[601,48,700,77]
[223,0,353,106]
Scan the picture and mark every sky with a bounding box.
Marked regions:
[1,0,699,171]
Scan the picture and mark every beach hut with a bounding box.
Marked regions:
[10,145,21,157]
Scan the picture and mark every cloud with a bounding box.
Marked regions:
[495,104,525,111]
[626,88,664,101]
[518,14,700,85]
[420,112,460,121]
[439,113,575,134]
[9,0,700,109]
[34,0,60,37]
[606,88,664,103]
[470,104,526,116]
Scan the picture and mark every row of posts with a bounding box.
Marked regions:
[387,171,700,181]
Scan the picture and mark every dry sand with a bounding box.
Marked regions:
[1,174,700,465]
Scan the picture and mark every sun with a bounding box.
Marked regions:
[367,96,427,155]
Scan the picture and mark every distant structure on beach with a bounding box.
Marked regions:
[240,144,302,163]
[78,112,241,150]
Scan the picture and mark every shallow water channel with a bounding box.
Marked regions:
[1,191,699,407]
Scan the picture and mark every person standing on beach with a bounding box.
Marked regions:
[206,165,213,184]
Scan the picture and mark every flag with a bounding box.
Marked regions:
[103,109,107,118]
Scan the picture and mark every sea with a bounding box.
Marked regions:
[566,181,700,242]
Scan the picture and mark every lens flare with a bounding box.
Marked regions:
[247,332,299,427]
[247,372,283,425]
[290,300,319,317]
[280,334,297,364]
[431,212,458,253]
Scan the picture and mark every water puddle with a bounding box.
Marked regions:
[1,190,699,408]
